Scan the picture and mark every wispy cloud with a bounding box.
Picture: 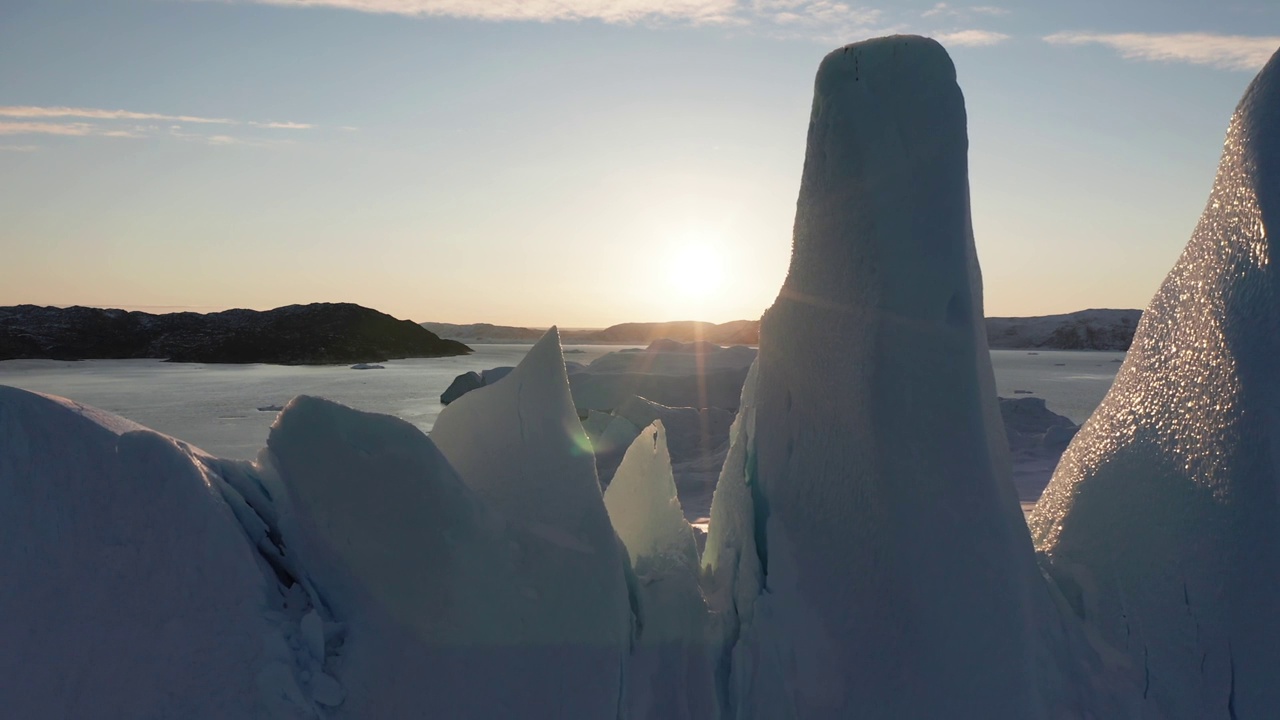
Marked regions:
[203,0,1009,49]
[922,3,1006,19]
[0,105,319,145]
[0,144,40,152]
[750,1,885,43]
[0,121,100,137]
[1044,32,1280,72]
[218,0,740,24]
[935,29,1008,47]
[0,106,237,124]
[250,120,315,129]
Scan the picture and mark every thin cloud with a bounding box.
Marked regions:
[250,120,315,129]
[922,3,1006,19]
[209,0,1010,49]
[922,2,950,18]
[935,29,1009,47]
[752,1,885,43]
[1044,32,1280,71]
[210,0,884,36]
[0,105,318,145]
[0,106,236,125]
[0,121,99,136]
[0,144,40,152]
[221,0,740,24]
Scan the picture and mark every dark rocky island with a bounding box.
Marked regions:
[0,303,472,364]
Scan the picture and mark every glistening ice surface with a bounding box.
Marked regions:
[1031,45,1280,719]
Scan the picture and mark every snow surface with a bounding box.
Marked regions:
[1031,45,1280,719]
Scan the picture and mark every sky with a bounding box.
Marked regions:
[1,1,1277,327]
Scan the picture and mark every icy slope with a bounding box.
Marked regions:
[708,35,1098,718]
[604,422,714,719]
[429,327,633,713]
[264,395,598,718]
[0,386,281,718]
[1031,46,1280,719]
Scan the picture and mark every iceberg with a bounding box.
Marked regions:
[604,422,715,718]
[0,386,291,718]
[705,35,1103,717]
[1031,45,1280,719]
[429,327,634,714]
[439,369,482,404]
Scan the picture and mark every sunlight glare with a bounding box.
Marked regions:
[668,241,724,299]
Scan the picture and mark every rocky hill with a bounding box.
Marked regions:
[424,311,1142,350]
[424,319,761,345]
[0,303,471,364]
[985,309,1141,351]
[420,322,546,342]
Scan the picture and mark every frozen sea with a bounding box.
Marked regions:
[0,346,1123,462]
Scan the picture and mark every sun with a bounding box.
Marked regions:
[667,242,725,299]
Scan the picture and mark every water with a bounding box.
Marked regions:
[0,346,1122,460]
[990,349,1126,424]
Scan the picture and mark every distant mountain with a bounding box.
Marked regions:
[569,321,760,346]
[423,320,761,346]
[0,303,471,364]
[985,309,1141,351]
[425,310,1142,351]
[420,322,546,342]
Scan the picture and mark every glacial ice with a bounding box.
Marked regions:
[442,340,756,412]
[604,422,715,719]
[440,370,482,404]
[429,327,633,714]
[1031,45,1280,719]
[604,421,699,573]
[0,386,289,718]
[7,32,1279,720]
[705,35,1102,718]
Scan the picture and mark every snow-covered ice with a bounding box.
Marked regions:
[1031,44,1280,719]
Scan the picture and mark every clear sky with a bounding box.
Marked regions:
[1,1,1277,326]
